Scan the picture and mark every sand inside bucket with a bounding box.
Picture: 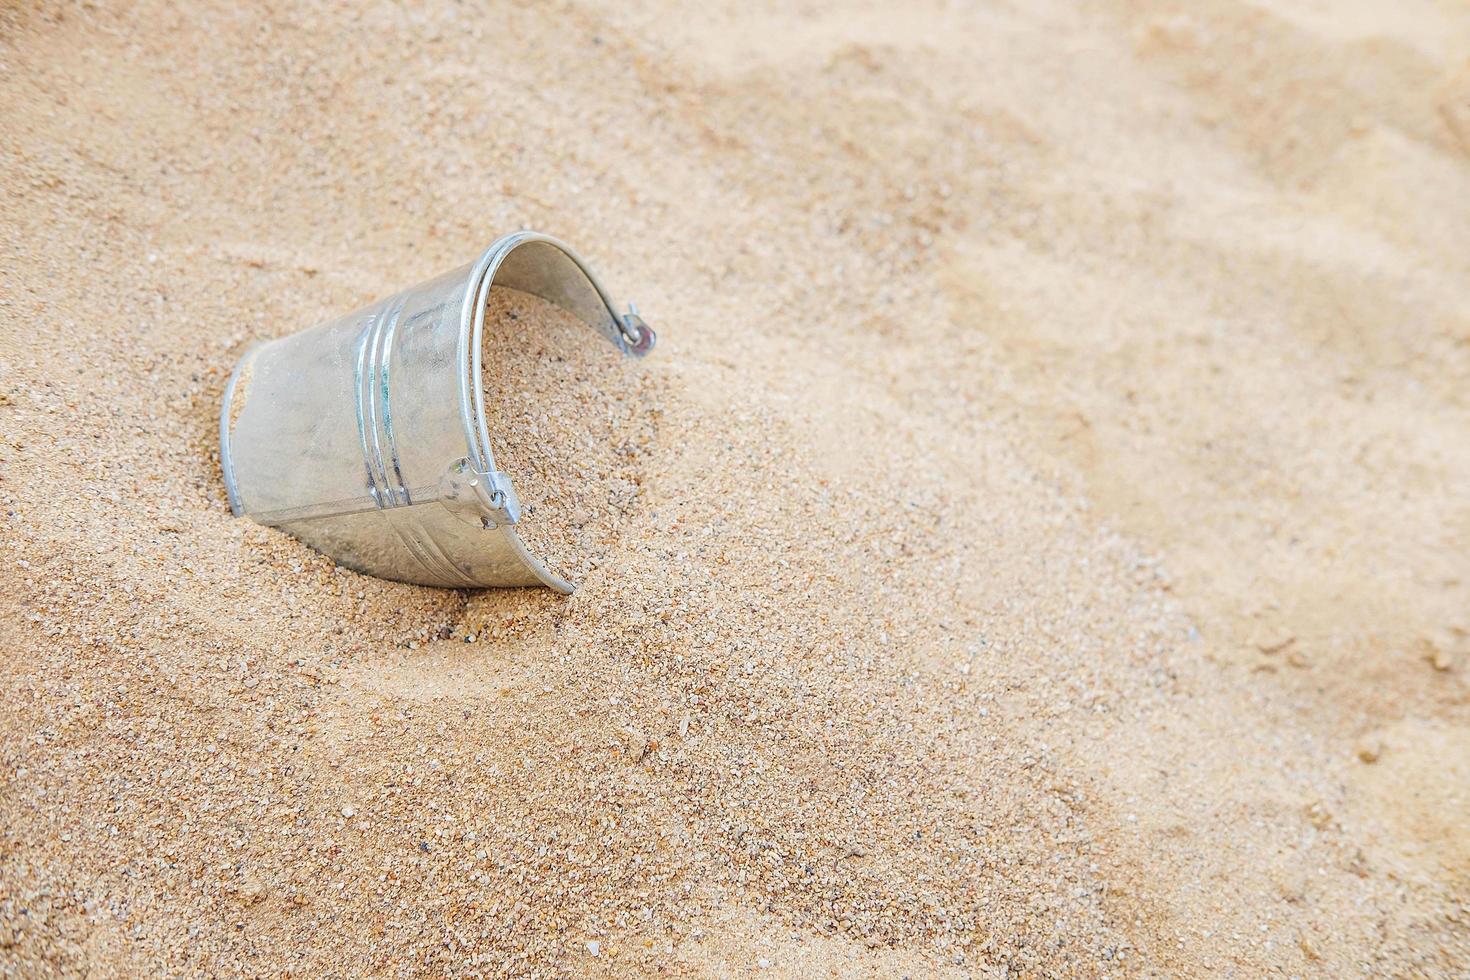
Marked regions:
[479,286,657,584]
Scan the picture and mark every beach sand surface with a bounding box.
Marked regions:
[1,0,1468,974]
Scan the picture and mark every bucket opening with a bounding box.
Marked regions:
[475,282,655,591]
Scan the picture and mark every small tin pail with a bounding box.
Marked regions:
[219,232,655,593]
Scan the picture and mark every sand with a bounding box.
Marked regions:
[480,287,657,584]
[1,0,1469,976]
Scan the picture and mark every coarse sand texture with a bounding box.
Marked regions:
[2,0,1469,976]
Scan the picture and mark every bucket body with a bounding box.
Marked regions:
[220,232,654,592]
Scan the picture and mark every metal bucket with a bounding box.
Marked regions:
[219,232,655,593]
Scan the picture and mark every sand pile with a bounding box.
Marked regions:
[479,287,656,583]
[2,0,1469,975]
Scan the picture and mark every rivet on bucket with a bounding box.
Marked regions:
[219,232,655,592]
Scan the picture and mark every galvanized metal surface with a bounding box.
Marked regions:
[219,232,655,592]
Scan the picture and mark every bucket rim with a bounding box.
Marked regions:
[458,232,630,595]
[219,341,263,519]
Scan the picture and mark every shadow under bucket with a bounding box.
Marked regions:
[219,232,655,593]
